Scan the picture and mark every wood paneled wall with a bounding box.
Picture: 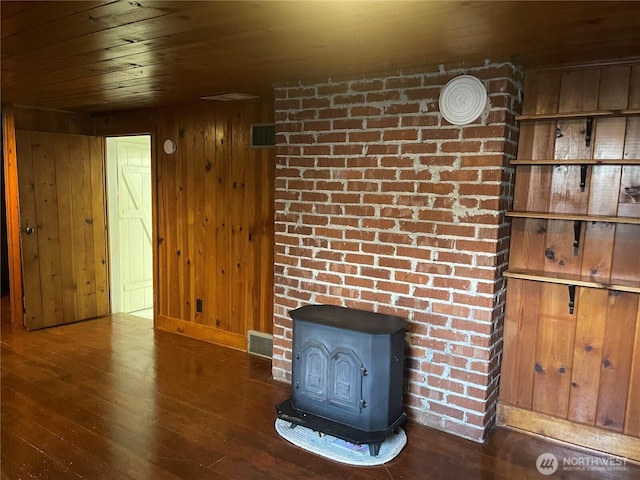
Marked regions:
[13,106,93,135]
[94,101,275,349]
[499,63,640,460]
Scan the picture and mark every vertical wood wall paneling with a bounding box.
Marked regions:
[13,107,93,136]
[167,111,182,321]
[2,106,24,327]
[215,107,232,332]
[531,282,576,418]
[184,111,196,324]
[567,288,607,425]
[621,69,640,437]
[257,100,276,334]
[610,222,640,283]
[512,70,560,212]
[626,300,640,436]
[179,113,193,323]
[580,220,615,280]
[501,63,640,447]
[151,101,275,349]
[203,109,218,328]
[588,67,629,215]
[238,103,256,336]
[156,112,169,319]
[192,108,207,325]
[581,68,629,281]
[596,292,638,432]
[543,70,599,280]
[95,102,275,347]
[550,70,596,213]
[230,104,248,334]
[620,65,640,217]
[501,278,540,408]
[612,67,640,283]
[501,71,561,409]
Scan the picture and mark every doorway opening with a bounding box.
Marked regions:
[106,135,153,319]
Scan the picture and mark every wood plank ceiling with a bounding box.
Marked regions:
[2,1,640,113]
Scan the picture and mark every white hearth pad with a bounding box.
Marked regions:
[274,418,407,466]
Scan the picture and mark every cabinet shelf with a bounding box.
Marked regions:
[516,108,640,121]
[504,269,640,294]
[506,211,640,225]
[510,158,640,165]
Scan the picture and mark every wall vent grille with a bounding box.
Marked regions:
[251,123,275,148]
[248,330,273,359]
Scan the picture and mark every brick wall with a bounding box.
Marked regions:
[272,62,523,442]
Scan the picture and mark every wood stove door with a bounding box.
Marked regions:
[328,347,363,413]
[295,342,364,414]
[296,342,330,403]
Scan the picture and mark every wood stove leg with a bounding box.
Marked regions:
[368,442,381,456]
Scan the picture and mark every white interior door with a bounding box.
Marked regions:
[107,136,153,314]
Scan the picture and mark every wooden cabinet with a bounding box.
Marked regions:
[498,63,640,461]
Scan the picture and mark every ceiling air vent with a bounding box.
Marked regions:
[251,123,275,148]
[201,92,259,101]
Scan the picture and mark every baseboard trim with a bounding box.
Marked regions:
[156,315,246,351]
[497,402,640,463]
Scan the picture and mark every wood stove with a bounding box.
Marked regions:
[276,304,408,456]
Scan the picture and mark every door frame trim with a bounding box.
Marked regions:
[2,105,24,327]
[105,135,153,314]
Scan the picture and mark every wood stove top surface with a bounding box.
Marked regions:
[289,304,408,334]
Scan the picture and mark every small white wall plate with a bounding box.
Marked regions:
[163,139,176,154]
[439,75,488,125]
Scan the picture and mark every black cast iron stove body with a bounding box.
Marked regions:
[276,304,408,456]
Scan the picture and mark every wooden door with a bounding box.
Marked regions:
[114,137,153,313]
[16,131,109,330]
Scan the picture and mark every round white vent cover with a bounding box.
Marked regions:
[163,139,177,155]
[439,75,488,125]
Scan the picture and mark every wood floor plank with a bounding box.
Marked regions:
[1,409,130,480]
[2,297,639,479]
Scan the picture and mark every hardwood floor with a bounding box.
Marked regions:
[1,297,638,479]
